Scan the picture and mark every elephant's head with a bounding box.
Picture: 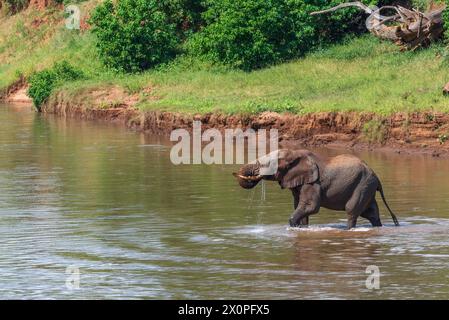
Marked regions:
[233,149,320,189]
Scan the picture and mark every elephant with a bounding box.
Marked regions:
[233,149,399,229]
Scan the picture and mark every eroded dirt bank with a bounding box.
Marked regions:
[3,83,449,157]
[0,76,33,104]
[36,91,449,157]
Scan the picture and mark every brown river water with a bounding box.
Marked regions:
[0,103,449,299]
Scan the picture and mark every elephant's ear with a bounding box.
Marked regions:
[278,150,319,189]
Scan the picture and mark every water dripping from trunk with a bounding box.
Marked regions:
[260,180,266,202]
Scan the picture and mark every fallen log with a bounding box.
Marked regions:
[311,1,446,50]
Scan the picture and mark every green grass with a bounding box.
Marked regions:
[110,37,449,115]
[2,3,449,115]
[0,1,107,90]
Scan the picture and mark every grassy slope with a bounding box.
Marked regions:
[1,3,449,115]
[0,1,105,89]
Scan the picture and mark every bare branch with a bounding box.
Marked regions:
[310,1,374,16]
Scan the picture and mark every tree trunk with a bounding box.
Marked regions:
[311,1,446,50]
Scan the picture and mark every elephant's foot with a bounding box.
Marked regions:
[289,218,302,228]
[289,218,296,227]
[289,218,309,228]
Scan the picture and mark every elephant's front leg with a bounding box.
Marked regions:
[289,184,321,227]
[291,188,309,226]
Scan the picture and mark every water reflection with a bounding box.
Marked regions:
[0,103,448,299]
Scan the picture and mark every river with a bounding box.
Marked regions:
[0,103,448,299]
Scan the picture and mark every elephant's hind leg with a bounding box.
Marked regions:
[345,200,365,230]
[360,200,382,227]
[345,185,375,230]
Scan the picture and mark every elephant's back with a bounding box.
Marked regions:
[324,155,366,184]
[326,154,363,165]
[320,154,376,209]
[324,154,369,174]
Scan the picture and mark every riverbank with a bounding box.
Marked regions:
[3,78,449,157]
[10,87,439,158]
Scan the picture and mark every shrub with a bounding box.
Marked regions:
[52,60,84,81]
[187,0,298,71]
[89,0,180,73]
[439,1,449,38]
[187,0,376,71]
[28,61,84,111]
[27,70,56,110]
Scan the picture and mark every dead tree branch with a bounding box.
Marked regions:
[311,1,446,50]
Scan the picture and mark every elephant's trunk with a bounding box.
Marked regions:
[233,163,263,189]
[236,174,263,181]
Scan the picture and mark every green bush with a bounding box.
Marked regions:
[27,70,56,110]
[186,0,297,71]
[52,60,84,81]
[439,1,449,38]
[89,0,180,73]
[28,61,84,111]
[187,0,376,71]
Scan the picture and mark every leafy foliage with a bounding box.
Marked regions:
[89,0,180,73]
[27,70,55,110]
[28,61,84,111]
[159,0,206,38]
[187,0,377,71]
[186,0,297,71]
[440,0,449,38]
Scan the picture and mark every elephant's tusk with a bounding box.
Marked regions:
[237,174,262,181]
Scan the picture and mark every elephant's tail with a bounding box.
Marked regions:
[377,183,400,226]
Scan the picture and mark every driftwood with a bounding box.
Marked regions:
[311,1,446,50]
